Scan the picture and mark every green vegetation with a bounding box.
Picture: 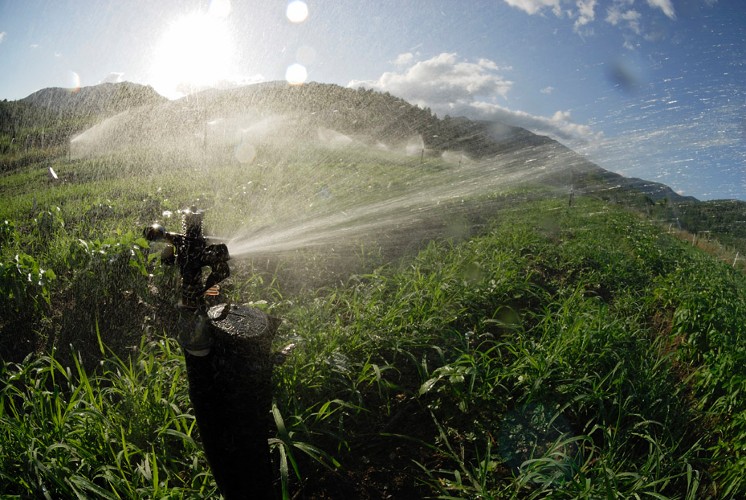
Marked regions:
[0,336,216,498]
[673,199,746,255]
[2,82,745,497]
[267,198,746,498]
[2,164,745,497]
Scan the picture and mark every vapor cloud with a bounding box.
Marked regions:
[349,52,601,143]
[0,32,6,44]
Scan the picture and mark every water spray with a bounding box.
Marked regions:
[144,208,280,499]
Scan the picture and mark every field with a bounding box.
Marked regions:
[1,143,746,498]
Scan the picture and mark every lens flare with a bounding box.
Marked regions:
[68,71,81,93]
[234,142,257,164]
[286,1,308,23]
[285,63,307,85]
[296,45,317,65]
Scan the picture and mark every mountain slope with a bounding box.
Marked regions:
[1,82,166,159]
[192,83,698,202]
[4,81,693,203]
[21,82,166,119]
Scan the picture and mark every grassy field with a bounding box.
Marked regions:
[1,147,745,498]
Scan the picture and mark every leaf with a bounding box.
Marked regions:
[69,475,117,500]
[419,377,439,395]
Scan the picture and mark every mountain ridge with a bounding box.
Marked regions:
[4,81,695,203]
[20,82,166,117]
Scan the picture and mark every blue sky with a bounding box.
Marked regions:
[1,0,744,200]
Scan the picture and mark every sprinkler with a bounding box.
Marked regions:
[144,207,231,354]
[143,208,280,499]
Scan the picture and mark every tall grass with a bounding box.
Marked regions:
[0,335,218,498]
[2,185,745,498]
[267,197,745,498]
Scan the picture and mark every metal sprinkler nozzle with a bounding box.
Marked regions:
[144,207,230,309]
[143,207,230,355]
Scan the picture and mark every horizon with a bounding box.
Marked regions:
[1,0,744,201]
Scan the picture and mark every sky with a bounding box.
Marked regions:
[1,0,744,200]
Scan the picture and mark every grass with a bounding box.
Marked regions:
[0,335,217,498]
[1,143,746,498]
[261,198,744,498]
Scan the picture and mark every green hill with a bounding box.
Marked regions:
[3,81,694,203]
[1,82,165,171]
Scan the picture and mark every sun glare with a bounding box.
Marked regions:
[150,10,235,99]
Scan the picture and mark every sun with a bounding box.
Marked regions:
[150,9,235,99]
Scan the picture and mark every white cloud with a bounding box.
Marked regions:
[503,0,562,16]
[350,52,513,105]
[574,0,597,32]
[0,32,6,44]
[503,0,677,41]
[646,0,675,19]
[468,102,602,142]
[393,52,415,66]
[349,52,601,143]
[501,0,598,34]
[541,86,555,94]
[477,58,501,70]
[100,72,125,84]
[606,5,642,35]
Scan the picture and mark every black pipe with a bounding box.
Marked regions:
[144,208,279,499]
[185,304,280,499]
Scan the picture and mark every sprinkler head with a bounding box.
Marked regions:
[143,207,231,310]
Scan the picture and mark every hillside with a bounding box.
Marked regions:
[2,81,693,204]
[673,199,746,254]
[2,80,741,275]
[20,82,166,118]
